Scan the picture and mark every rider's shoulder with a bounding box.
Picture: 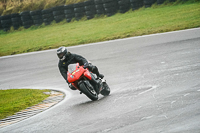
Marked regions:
[71,53,83,58]
[70,52,76,56]
[67,52,75,57]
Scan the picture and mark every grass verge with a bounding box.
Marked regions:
[0,89,50,120]
[0,2,200,56]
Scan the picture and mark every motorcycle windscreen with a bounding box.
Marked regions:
[68,64,77,73]
[68,67,85,83]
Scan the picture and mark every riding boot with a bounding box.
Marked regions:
[88,64,104,79]
[98,73,104,79]
[94,68,104,79]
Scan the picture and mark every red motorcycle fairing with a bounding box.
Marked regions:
[84,69,92,80]
[67,63,92,83]
[67,66,84,83]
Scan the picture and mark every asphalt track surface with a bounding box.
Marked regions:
[0,28,200,133]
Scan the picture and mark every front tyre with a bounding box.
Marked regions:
[79,82,98,101]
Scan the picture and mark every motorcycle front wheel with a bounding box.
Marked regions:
[79,82,98,101]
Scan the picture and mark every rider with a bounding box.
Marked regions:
[57,46,104,90]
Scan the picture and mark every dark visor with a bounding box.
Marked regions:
[58,53,65,59]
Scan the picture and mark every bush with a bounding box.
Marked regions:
[0,0,89,15]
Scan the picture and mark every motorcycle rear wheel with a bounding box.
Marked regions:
[79,82,98,101]
[100,82,110,96]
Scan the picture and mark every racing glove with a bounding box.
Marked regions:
[83,62,89,69]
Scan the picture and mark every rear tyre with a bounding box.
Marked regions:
[79,82,98,101]
[100,82,110,96]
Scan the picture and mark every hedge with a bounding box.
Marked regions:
[0,0,190,31]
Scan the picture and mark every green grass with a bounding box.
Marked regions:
[0,89,50,120]
[0,2,200,56]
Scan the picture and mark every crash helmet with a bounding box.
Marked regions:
[57,46,67,60]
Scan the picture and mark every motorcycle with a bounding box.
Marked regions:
[67,63,110,101]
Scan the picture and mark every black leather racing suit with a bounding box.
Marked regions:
[58,52,101,83]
